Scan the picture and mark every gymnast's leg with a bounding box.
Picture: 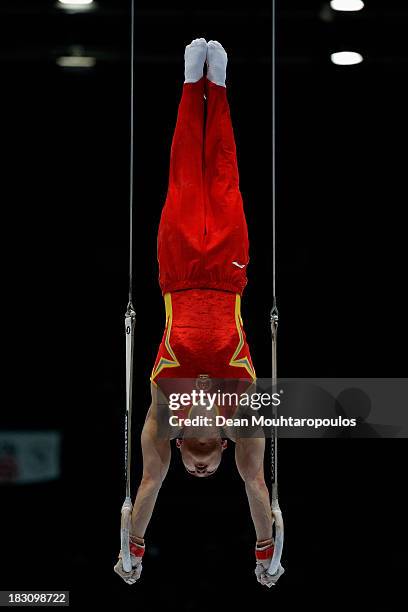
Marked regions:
[203,41,249,287]
[167,42,206,192]
[205,42,239,189]
[158,39,208,289]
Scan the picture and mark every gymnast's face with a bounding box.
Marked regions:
[176,438,228,477]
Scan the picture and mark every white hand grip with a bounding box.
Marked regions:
[267,503,284,576]
[120,497,133,573]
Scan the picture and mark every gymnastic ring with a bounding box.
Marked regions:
[267,498,284,576]
[120,496,133,573]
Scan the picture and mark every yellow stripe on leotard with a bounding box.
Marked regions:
[229,294,256,381]
[150,293,180,384]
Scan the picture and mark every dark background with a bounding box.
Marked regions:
[1,1,406,609]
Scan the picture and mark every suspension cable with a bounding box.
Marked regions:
[272,0,277,304]
[128,0,135,308]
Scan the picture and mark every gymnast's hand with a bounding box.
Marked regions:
[114,539,145,585]
[254,539,285,588]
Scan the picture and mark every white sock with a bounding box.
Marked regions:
[184,38,207,83]
[206,40,228,87]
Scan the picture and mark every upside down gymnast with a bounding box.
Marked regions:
[114,39,284,587]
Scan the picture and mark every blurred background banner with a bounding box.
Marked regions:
[0,431,61,485]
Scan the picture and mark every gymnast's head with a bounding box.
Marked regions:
[176,437,228,477]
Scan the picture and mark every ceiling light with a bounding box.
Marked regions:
[330,1,364,11]
[56,56,96,68]
[58,0,94,5]
[331,51,363,65]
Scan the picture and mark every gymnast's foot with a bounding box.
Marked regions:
[206,40,228,87]
[184,38,208,83]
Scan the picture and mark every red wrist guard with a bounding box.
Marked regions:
[255,544,274,561]
[129,542,145,558]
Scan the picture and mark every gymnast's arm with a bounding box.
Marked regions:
[235,437,272,543]
[130,387,171,539]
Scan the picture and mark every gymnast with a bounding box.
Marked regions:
[114,39,284,587]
